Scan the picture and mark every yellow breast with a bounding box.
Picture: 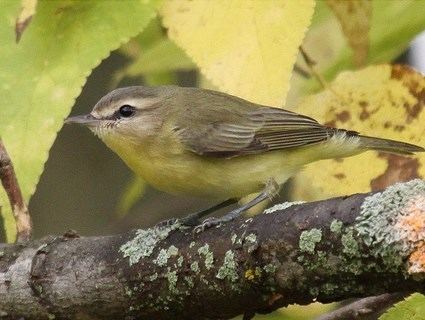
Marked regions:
[100,130,362,200]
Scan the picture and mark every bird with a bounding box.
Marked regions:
[66,85,424,232]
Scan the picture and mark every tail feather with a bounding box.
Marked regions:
[358,135,424,155]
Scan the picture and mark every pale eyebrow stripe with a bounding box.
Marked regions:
[120,97,163,110]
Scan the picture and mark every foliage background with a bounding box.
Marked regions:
[1,0,425,319]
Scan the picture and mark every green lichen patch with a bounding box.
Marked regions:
[120,223,180,266]
[263,263,277,274]
[168,245,179,256]
[264,201,306,214]
[244,233,258,253]
[216,250,239,282]
[297,250,330,272]
[166,270,178,294]
[330,219,343,234]
[341,229,360,257]
[184,276,194,288]
[148,273,158,281]
[197,244,214,270]
[153,245,179,267]
[177,256,184,267]
[355,179,425,270]
[299,228,322,253]
[245,233,257,243]
[124,286,133,297]
[190,261,200,273]
[231,234,237,244]
[154,249,169,266]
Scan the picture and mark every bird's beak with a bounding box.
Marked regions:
[65,114,100,127]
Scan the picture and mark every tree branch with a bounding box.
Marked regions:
[0,179,424,319]
[0,138,32,242]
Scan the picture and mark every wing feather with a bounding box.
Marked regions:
[176,106,350,158]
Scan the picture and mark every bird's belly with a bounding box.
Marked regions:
[128,150,301,200]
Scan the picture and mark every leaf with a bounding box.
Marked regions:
[0,0,161,242]
[114,17,193,86]
[297,0,425,93]
[291,64,424,201]
[116,176,146,218]
[379,293,425,320]
[160,0,315,106]
[126,38,194,75]
[15,0,37,42]
[326,0,372,66]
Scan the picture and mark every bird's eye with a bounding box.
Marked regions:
[118,105,136,118]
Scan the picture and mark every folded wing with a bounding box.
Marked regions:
[175,106,353,158]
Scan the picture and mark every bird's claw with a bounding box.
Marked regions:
[193,217,222,234]
[156,217,180,228]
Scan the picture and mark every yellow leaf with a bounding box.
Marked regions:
[15,0,37,42]
[326,0,372,66]
[160,0,315,106]
[292,64,425,201]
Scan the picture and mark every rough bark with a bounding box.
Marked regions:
[0,179,424,320]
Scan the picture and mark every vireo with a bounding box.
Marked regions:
[66,86,424,232]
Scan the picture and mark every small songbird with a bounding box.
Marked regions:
[66,86,424,231]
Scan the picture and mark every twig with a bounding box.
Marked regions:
[315,293,407,320]
[0,138,32,242]
[293,63,312,78]
[299,46,328,89]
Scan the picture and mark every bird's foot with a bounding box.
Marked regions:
[193,216,223,234]
[155,217,180,228]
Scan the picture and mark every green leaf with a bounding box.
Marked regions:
[115,17,193,87]
[304,0,425,84]
[116,176,146,218]
[0,0,161,242]
[380,293,425,320]
[126,38,194,75]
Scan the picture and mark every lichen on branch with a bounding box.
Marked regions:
[0,180,424,319]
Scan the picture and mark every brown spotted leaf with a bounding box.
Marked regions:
[326,0,372,66]
[292,64,424,201]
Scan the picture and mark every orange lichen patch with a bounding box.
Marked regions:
[245,269,255,281]
[396,195,425,243]
[244,268,262,281]
[395,195,425,274]
[408,243,425,274]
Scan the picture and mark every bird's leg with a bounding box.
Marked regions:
[193,178,279,233]
[180,198,237,226]
[156,198,237,227]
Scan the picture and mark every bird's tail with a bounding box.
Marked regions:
[358,135,424,155]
